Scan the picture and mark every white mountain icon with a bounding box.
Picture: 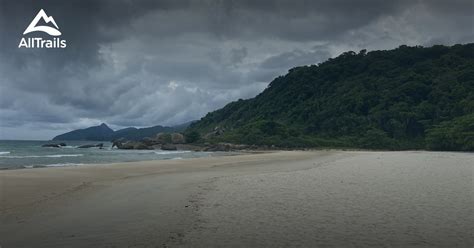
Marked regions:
[23,9,61,36]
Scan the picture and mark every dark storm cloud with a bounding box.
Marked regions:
[0,0,472,139]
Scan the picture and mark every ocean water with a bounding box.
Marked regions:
[0,140,216,170]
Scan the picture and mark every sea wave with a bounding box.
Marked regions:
[43,162,84,167]
[23,163,84,169]
[154,150,191,155]
[1,154,84,159]
[62,146,78,149]
[0,151,11,155]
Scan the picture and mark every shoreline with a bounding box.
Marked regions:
[0,149,266,171]
[2,147,470,171]
[1,150,472,247]
[0,151,318,212]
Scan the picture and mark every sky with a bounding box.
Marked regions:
[0,0,473,140]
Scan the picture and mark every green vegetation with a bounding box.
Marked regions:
[188,44,474,151]
[425,114,474,151]
[184,131,201,143]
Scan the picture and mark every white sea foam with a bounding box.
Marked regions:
[0,151,11,155]
[62,146,78,149]
[23,163,85,168]
[2,154,83,159]
[44,163,84,167]
[46,154,83,158]
[154,150,191,155]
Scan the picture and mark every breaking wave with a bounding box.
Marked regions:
[154,150,191,155]
[1,154,84,159]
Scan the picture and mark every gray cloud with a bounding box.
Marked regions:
[0,0,472,139]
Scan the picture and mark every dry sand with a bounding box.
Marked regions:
[0,150,472,247]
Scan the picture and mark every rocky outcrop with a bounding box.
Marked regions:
[78,143,104,149]
[112,136,261,151]
[112,139,153,150]
[202,143,260,151]
[112,138,126,148]
[42,143,66,148]
[171,133,185,144]
[117,142,135,149]
[147,132,185,145]
[141,137,156,146]
[133,142,151,150]
[110,134,257,152]
[155,133,171,144]
[204,126,226,139]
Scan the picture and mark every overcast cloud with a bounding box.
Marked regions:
[0,0,472,139]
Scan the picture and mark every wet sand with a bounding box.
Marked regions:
[0,151,472,247]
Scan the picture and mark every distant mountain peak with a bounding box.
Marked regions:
[52,121,193,141]
[52,123,115,141]
[98,123,111,129]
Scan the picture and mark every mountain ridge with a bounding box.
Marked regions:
[52,122,191,141]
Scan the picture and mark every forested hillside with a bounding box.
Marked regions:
[187,44,474,151]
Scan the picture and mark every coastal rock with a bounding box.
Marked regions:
[171,133,185,144]
[155,133,171,144]
[161,144,177,150]
[134,142,152,150]
[42,143,62,148]
[119,142,135,149]
[112,138,126,148]
[204,126,226,139]
[115,140,153,150]
[141,137,157,146]
[78,144,95,148]
[78,143,104,149]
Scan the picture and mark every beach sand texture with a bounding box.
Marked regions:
[0,151,473,247]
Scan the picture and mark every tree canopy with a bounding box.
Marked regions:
[188,44,474,151]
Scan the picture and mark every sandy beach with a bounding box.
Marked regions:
[0,150,473,247]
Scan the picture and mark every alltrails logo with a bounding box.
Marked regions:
[18,9,67,48]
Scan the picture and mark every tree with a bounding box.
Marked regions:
[185,131,201,143]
